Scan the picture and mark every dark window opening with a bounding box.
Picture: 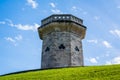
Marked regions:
[45,47,50,52]
[75,46,79,52]
[59,44,65,49]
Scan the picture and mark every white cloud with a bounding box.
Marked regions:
[15,35,22,41]
[5,37,16,43]
[49,2,62,14]
[71,6,77,11]
[6,19,39,31]
[89,58,98,64]
[51,9,62,14]
[0,21,6,24]
[6,19,15,27]
[106,56,120,65]
[5,35,23,46]
[72,6,77,10]
[102,41,112,48]
[86,57,98,64]
[113,56,120,64]
[27,0,38,9]
[71,6,86,15]
[71,6,87,15]
[87,39,98,44]
[50,2,56,8]
[110,29,120,38]
[13,23,39,31]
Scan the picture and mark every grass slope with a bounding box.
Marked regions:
[0,65,120,80]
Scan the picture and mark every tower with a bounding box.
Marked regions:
[38,14,86,69]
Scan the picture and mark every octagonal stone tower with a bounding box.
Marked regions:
[38,14,86,69]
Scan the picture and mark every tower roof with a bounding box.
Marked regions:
[40,14,86,29]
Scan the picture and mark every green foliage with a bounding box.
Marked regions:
[0,65,120,80]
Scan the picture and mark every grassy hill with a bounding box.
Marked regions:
[0,65,120,80]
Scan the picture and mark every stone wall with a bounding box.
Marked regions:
[41,31,71,68]
[41,32,84,69]
[70,33,84,66]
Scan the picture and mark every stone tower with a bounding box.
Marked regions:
[38,14,86,69]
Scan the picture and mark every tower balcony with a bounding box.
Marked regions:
[40,14,86,28]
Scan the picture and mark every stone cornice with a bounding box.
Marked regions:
[38,22,86,40]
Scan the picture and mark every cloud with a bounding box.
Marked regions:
[5,37,17,46]
[106,56,120,65]
[6,19,39,31]
[86,57,98,64]
[102,41,112,48]
[5,37,16,43]
[5,35,23,46]
[27,0,38,9]
[71,6,77,11]
[51,9,62,14]
[15,35,22,41]
[13,23,39,31]
[6,19,14,27]
[89,58,98,64]
[87,39,98,44]
[110,29,120,38]
[49,2,62,14]
[71,6,87,15]
[50,2,56,8]
[0,21,6,24]
[113,56,120,64]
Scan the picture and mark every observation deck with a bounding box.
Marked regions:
[40,14,86,28]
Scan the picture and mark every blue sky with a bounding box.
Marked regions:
[0,0,120,75]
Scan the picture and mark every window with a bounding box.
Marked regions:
[58,16,61,19]
[63,16,65,19]
[45,47,50,52]
[75,46,79,52]
[59,44,65,49]
[66,16,69,19]
[54,16,57,19]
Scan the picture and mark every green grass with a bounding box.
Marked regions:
[0,65,120,80]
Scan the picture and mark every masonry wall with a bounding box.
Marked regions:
[41,30,83,69]
[41,31,71,68]
[70,33,84,66]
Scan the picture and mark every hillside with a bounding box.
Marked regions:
[0,65,120,80]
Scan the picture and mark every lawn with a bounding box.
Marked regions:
[0,65,120,80]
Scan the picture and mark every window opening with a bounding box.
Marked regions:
[75,46,79,52]
[45,47,50,52]
[59,44,65,49]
